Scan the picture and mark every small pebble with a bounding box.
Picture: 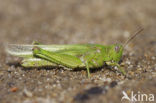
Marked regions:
[129,71,134,76]
[137,65,141,68]
[106,78,112,82]
[151,56,155,60]
[126,61,131,65]
[23,89,33,97]
[110,81,118,88]
[10,87,18,92]
[47,78,50,81]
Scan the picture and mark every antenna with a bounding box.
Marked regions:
[123,27,144,48]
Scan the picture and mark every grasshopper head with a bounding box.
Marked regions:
[109,27,143,63]
[109,44,123,62]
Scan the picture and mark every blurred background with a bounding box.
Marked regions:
[0,0,155,44]
[0,0,155,103]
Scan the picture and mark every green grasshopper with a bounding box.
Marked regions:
[6,28,143,77]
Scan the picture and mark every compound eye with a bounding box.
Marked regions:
[115,46,120,53]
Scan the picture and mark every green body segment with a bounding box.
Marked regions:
[22,44,123,68]
[21,44,106,68]
[6,43,124,77]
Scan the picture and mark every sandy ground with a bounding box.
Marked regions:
[0,0,156,103]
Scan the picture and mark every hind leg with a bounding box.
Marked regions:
[32,46,84,69]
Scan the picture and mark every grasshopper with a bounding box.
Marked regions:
[6,28,143,77]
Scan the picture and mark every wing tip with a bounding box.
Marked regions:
[4,44,33,56]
